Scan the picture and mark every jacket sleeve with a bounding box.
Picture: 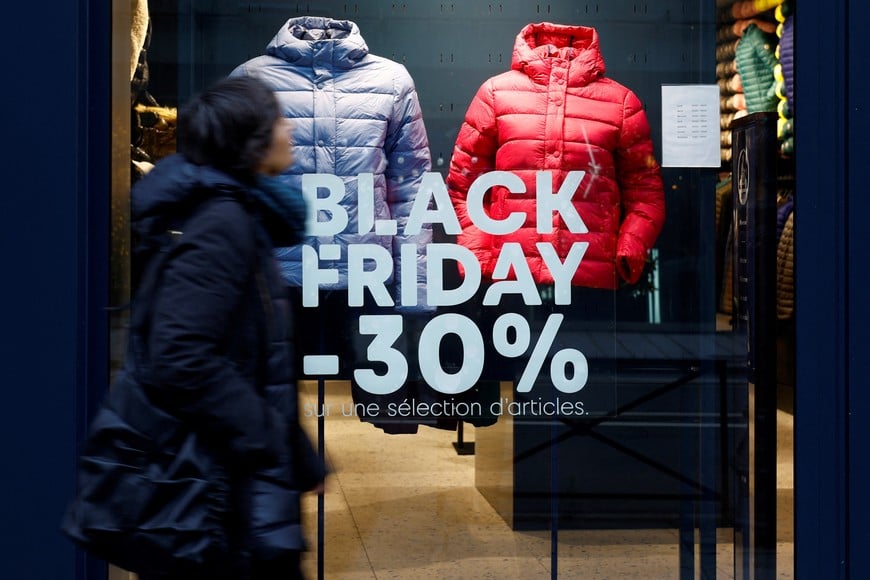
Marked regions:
[614,91,666,284]
[385,68,434,313]
[148,199,288,468]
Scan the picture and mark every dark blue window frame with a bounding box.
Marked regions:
[1,1,111,579]
[4,1,870,579]
[795,1,870,579]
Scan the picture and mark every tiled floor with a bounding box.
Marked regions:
[297,381,795,579]
[111,381,793,580]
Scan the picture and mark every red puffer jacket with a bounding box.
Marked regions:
[447,22,665,289]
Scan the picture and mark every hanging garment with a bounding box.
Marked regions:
[735,23,780,113]
[779,14,795,113]
[776,210,794,320]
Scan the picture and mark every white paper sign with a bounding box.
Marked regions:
[661,84,720,168]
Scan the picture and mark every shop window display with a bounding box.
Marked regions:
[106,1,794,577]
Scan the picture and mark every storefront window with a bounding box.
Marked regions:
[111,1,795,577]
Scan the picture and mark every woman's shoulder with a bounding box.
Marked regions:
[184,192,259,251]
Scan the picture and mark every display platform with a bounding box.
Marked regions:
[474,330,745,530]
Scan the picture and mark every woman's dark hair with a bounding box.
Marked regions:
[177,76,279,180]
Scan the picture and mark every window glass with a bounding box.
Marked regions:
[112,1,795,577]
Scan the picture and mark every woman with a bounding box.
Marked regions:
[130,76,324,579]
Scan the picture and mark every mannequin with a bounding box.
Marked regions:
[231,16,431,301]
[231,16,438,433]
[447,22,665,293]
[446,22,666,392]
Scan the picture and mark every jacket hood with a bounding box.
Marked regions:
[265,16,368,68]
[511,22,605,86]
[132,154,307,248]
[131,154,247,225]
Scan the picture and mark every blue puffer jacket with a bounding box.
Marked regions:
[231,17,433,312]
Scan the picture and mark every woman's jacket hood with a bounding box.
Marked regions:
[131,154,234,225]
[132,154,306,251]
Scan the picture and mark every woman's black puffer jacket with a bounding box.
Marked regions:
[130,154,323,574]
